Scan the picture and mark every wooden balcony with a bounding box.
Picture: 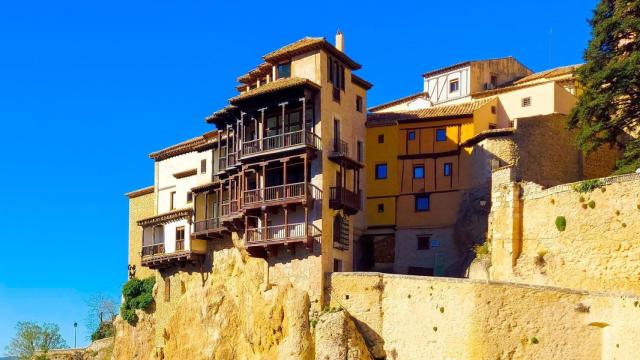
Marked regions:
[241,130,321,159]
[141,245,204,269]
[193,217,226,237]
[328,138,362,169]
[245,222,321,248]
[218,153,240,172]
[242,182,319,209]
[221,200,241,220]
[329,187,361,215]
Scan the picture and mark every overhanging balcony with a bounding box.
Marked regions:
[193,217,225,237]
[328,138,362,169]
[141,244,203,269]
[241,130,321,159]
[221,200,241,220]
[245,222,321,247]
[329,187,361,215]
[242,182,319,209]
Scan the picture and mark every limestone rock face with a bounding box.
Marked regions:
[314,310,373,360]
[112,310,157,360]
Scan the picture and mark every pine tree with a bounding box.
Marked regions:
[568,0,640,174]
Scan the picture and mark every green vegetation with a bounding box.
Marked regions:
[588,200,596,209]
[120,277,156,325]
[5,321,68,360]
[531,336,539,345]
[474,242,490,256]
[91,321,115,341]
[439,307,445,314]
[567,0,640,174]
[573,179,605,193]
[555,216,567,232]
[432,326,438,332]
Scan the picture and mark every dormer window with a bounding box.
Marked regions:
[449,79,459,93]
[277,62,291,79]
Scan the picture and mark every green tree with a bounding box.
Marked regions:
[568,0,640,174]
[5,321,68,360]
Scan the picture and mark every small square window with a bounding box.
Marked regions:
[201,159,207,173]
[375,163,388,180]
[491,106,496,114]
[417,235,431,250]
[356,95,363,112]
[413,165,425,179]
[377,203,384,213]
[444,163,453,177]
[170,191,176,210]
[186,191,193,203]
[378,134,384,143]
[521,97,531,107]
[449,79,459,93]
[277,62,291,79]
[415,194,430,212]
[408,131,416,141]
[436,128,447,142]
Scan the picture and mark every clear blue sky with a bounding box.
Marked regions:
[0,0,596,353]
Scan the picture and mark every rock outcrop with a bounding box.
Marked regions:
[314,310,373,360]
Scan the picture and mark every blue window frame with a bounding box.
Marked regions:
[444,163,452,177]
[408,130,416,140]
[415,194,430,212]
[436,128,446,142]
[413,165,425,179]
[375,163,388,180]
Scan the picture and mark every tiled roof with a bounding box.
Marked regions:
[366,97,496,127]
[237,63,272,84]
[368,92,428,112]
[422,57,521,78]
[229,77,320,104]
[125,186,154,199]
[461,128,515,147]
[149,130,218,161]
[263,37,361,70]
[513,64,581,85]
[137,208,193,227]
[351,74,373,90]
[205,105,239,124]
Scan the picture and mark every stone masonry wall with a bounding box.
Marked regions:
[330,272,640,360]
[489,172,640,295]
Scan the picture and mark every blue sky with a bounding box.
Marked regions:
[0,0,597,353]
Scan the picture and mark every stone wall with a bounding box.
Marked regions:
[329,272,640,360]
[489,172,640,295]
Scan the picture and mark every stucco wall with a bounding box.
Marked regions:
[128,191,156,280]
[490,172,640,295]
[330,272,640,360]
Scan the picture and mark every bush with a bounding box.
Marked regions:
[555,216,567,232]
[474,242,490,256]
[120,277,155,325]
[91,321,115,341]
[572,179,605,193]
[588,200,596,209]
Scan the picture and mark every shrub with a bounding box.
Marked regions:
[91,321,115,341]
[573,179,605,193]
[120,277,156,325]
[579,196,585,203]
[531,336,539,344]
[588,200,596,209]
[555,216,567,232]
[439,307,444,314]
[474,242,490,256]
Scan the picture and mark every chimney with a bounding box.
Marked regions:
[335,30,344,52]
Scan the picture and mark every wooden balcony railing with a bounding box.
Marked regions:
[329,138,349,158]
[241,130,321,157]
[245,223,321,244]
[142,244,165,257]
[194,217,222,234]
[175,239,184,251]
[218,153,239,170]
[329,187,361,213]
[243,182,316,207]
[221,200,240,217]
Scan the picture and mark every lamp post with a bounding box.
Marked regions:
[73,322,77,348]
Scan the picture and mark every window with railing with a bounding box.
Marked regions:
[333,215,349,249]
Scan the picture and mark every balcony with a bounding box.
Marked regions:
[245,222,321,247]
[141,244,203,269]
[221,200,241,220]
[243,182,319,209]
[218,152,239,172]
[241,130,321,159]
[328,138,362,168]
[193,217,225,237]
[329,187,361,215]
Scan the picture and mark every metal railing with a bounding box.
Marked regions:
[194,217,222,233]
[245,222,321,243]
[329,138,349,158]
[329,187,361,211]
[241,130,321,157]
[142,244,165,257]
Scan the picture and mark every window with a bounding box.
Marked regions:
[164,277,171,302]
[201,159,207,173]
[377,203,384,213]
[489,123,497,130]
[378,134,384,143]
[375,163,388,180]
[449,79,459,93]
[491,106,496,114]
[490,74,498,88]
[357,141,363,162]
[417,235,431,250]
[328,57,345,91]
[170,191,176,210]
[333,259,343,272]
[521,97,531,107]
[415,194,430,212]
[356,95,363,112]
[413,165,425,179]
[408,130,416,141]
[175,226,185,251]
[444,163,452,177]
[277,62,291,79]
[436,128,446,142]
[186,191,193,203]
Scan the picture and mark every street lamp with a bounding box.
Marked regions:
[73,322,77,348]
